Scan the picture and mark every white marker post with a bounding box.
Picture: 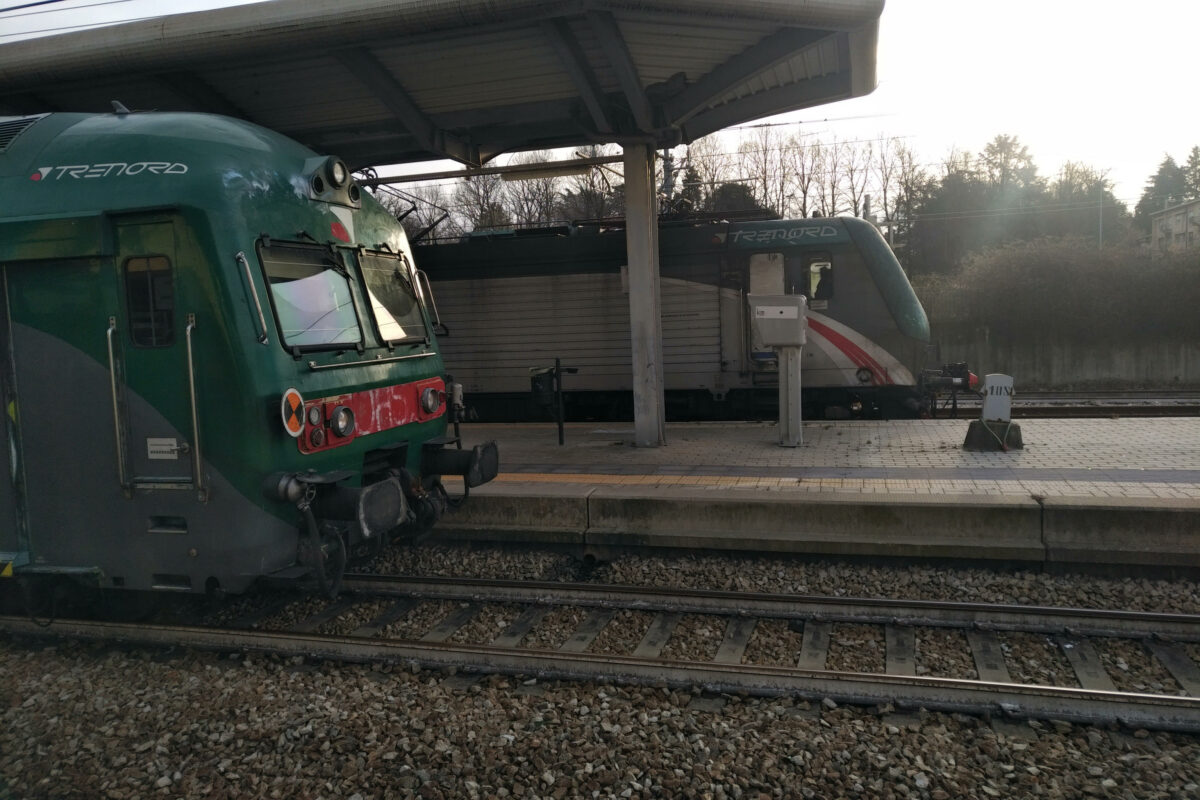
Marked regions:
[963,373,1023,451]
[748,294,808,447]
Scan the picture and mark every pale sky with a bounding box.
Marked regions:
[790,0,1198,205]
[2,0,1194,204]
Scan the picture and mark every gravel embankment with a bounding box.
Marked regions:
[3,643,1200,799]
[4,543,1199,798]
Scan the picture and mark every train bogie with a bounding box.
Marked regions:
[0,111,496,595]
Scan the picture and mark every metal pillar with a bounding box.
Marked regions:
[623,143,665,446]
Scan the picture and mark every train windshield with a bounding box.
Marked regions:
[258,242,362,348]
[359,251,427,343]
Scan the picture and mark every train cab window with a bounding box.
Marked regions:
[810,260,833,304]
[359,251,427,344]
[124,256,174,347]
[258,242,362,348]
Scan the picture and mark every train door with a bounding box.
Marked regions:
[4,255,127,564]
[0,273,25,568]
[112,217,194,488]
[747,252,784,364]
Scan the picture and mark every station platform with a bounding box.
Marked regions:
[442,418,1200,568]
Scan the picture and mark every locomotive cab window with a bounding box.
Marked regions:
[124,256,174,347]
[258,242,362,348]
[809,260,833,303]
[359,251,427,344]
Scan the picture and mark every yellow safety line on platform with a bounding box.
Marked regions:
[490,473,1200,499]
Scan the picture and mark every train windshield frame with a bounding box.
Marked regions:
[257,240,363,350]
[357,250,429,345]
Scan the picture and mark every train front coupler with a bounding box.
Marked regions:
[919,362,980,418]
[422,439,500,492]
[264,470,409,594]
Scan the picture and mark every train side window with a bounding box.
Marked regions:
[809,260,833,305]
[124,256,174,347]
[258,243,362,348]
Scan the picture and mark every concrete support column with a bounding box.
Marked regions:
[623,143,665,446]
[777,345,802,447]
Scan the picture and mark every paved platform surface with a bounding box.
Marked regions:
[443,419,1200,567]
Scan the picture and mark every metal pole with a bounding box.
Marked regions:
[555,357,565,446]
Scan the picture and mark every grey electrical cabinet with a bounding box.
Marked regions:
[748,294,807,347]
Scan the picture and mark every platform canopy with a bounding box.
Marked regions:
[0,0,882,169]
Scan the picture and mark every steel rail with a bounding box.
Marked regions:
[4,616,1200,733]
[342,575,1200,641]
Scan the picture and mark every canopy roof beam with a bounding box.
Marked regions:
[588,11,654,133]
[664,27,833,126]
[682,71,851,141]
[541,18,613,135]
[336,48,481,167]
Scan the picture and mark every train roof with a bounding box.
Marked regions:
[0,111,410,264]
[0,111,320,219]
[420,215,877,270]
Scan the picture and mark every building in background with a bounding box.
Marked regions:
[1150,198,1200,254]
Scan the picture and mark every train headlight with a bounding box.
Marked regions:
[331,405,355,437]
[856,367,873,384]
[306,405,323,427]
[327,158,349,188]
[420,387,444,414]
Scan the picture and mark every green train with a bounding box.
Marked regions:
[0,110,497,597]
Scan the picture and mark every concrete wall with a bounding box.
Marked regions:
[933,327,1200,390]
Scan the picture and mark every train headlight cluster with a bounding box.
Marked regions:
[304,154,361,208]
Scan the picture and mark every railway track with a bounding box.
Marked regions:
[4,574,1200,733]
[933,390,1200,418]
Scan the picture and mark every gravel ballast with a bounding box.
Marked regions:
[4,643,1200,799]
[4,543,1200,798]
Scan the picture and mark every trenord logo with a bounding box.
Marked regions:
[30,162,189,181]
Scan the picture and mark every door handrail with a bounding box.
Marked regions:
[236,251,270,345]
[105,317,129,491]
[185,313,208,502]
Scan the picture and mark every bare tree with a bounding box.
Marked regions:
[502,150,562,226]
[738,126,791,215]
[815,137,845,216]
[893,141,933,247]
[560,144,622,220]
[684,134,733,210]
[455,172,511,231]
[840,138,874,217]
[941,146,975,178]
[785,136,822,218]
[872,137,906,240]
